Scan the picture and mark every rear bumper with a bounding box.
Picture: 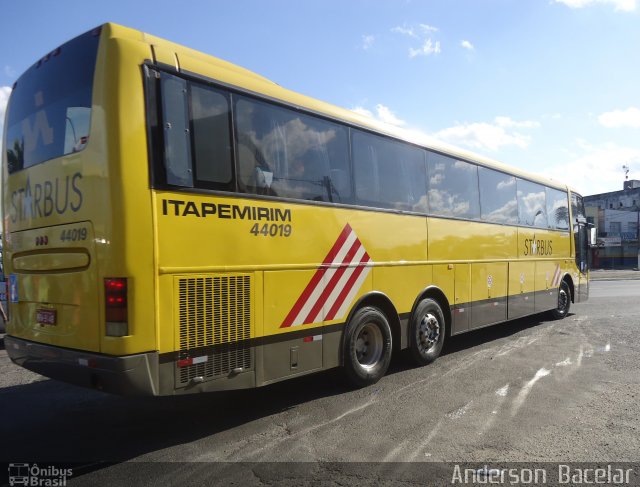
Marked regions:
[5,335,159,396]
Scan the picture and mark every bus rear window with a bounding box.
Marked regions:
[4,28,100,174]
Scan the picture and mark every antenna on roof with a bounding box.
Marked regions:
[623,164,630,181]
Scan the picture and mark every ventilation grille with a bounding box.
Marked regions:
[177,275,252,385]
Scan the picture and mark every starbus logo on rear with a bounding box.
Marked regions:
[9,174,83,223]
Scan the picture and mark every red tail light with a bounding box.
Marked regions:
[105,278,128,336]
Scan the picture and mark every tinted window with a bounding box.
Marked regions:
[190,84,233,189]
[235,97,351,203]
[428,153,480,219]
[546,187,569,230]
[352,131,427,211]
[478,167,518,224]
[517,179,547,227]
[161,74,193,187]
[5,29,100,173]
[571,192,586,222]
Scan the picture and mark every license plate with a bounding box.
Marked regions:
[36,308,57,326]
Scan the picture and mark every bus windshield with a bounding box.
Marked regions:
[4,28,100,174]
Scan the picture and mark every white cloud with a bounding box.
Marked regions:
[392,24,437,37]
[554,0,636,11]
[391,25,418,38]
[392,23,442,58]
[374,104,406,126]
[409,39,441,58]
[362,34,375,50]
[0,86,10,121]
[433,117,539,151]
[0,85,12,155]
[461,40,475,51]
[598,107,640,128]
[495,116,541,129]
[419,24,439,33]
[350,104,406,127]
[541,142,640,196]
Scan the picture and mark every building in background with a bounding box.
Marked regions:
[584,180,640,269]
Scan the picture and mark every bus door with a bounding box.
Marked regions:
[571,193,589,303]
[575,219,590,302]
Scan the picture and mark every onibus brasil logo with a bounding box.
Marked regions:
[8,463,72,486]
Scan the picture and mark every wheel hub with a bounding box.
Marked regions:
[355,323,383,369]
[418,313,440,353]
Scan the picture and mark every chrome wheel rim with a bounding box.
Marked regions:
[355,323,384,369]
[417,313,440,353]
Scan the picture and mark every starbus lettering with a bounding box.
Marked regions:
[10,173,83,223]
[524,237,553,256]
[162,199,292,222]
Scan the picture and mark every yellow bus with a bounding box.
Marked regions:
[2,23,590,395]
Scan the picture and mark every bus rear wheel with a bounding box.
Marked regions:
[408,298,446,366]
[343,307,392,388]
[551,280,571,319]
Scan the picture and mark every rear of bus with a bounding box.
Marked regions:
[2,25,158,395]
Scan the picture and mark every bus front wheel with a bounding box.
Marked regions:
[343,307,392,388]
[551,280,571,319]
[408,298,446,366]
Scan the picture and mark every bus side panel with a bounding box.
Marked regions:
[263,270,324,384]
[155,195,434,389]
[428,219,518,263]
[470,262,508,329]
[452,264,471,335]
[429,219,516,330]
[373,265,434,316]
[517,229,572,313]
[508,261,535,319]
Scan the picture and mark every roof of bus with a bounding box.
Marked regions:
[106,22,577,195]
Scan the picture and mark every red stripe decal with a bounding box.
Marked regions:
[553,265,561,287]
[301,238,362,325]
[280,224,353,328]
[325,253,371,321]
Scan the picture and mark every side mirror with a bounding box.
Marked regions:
[589,227,597,247]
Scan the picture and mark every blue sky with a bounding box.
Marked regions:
[1,0,639,196]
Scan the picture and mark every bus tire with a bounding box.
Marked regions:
[408,298,446,366]
[343,307,392,388]
[551,280,571,320]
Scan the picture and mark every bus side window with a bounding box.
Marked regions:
[517,179,548,228]
[235,96,350,202]
[161,74,193,187]
[189,84,234,191]
[546,187,569,230]
[478,167,518,224]
[427,153,480,219]
[353,130,426,211]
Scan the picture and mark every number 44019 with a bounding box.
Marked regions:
[60,227,88,242]
[249,223,292,237]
